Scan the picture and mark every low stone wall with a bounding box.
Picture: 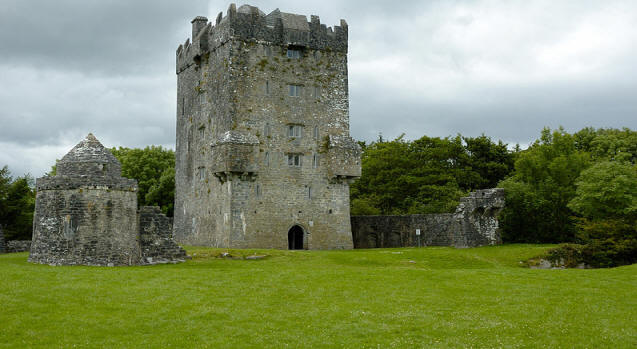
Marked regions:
[352,189,505,249]
[352,214,454,248]
[139,206,187,264]
[6,240,32,253]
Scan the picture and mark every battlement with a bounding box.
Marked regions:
[176,3,348,73]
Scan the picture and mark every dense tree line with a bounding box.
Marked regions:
[498,127,636,266]
[0,166,35,240]
[350,134,516,215]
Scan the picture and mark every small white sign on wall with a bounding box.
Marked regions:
[416,229,421,236]
[309,221,314,227]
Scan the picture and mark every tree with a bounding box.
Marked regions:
[110,146,175,216]
[461,135,515,189]
[498,127,591,243]
[575,127,637,163]
[545,161,637,268]
[145,167,176,217]
[0,166,35,240]
[568,161,637,220]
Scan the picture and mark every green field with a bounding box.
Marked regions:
[1,245,635,348]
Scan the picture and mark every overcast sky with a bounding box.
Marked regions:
[1,0,636,177]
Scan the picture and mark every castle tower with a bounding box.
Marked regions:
[174,4,361,249]
[29,134,141,266]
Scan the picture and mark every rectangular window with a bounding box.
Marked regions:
[198,167,205,180]
[313,126,319,139]
[287,154,302,167]
[265,80,270,95]
[313,86,320,98]
[288,84,301,97]
[287,125,302,138]
[199,126,205,137]
[256,183,262,198]
[312,154,318,168]
[308,186,312,199]
[287,49,301,59]
[264,152,269,166]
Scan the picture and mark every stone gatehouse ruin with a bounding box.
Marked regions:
[351,189,505,248]
[173,4,360,249]
[29,134,186,266]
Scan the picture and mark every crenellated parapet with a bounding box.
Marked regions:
[176,3,348,73]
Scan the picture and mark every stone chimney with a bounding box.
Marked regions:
[191,16,208,39]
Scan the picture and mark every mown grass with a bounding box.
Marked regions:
[0,245,635,348]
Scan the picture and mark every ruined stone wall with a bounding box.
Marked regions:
[6,240,31,253]
[452,189,505,246]
[352,214,455,248]
[352,189,505,249]
[139,206,187,264]
[174,5,360,249]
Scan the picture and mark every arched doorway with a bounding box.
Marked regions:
[288,225,304,250]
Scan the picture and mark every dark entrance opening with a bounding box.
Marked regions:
[288,225,304,250]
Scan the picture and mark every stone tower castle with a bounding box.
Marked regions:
[174,4,361,249]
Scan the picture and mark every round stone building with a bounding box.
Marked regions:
[29,134,141,266]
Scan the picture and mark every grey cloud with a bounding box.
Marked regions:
[0,0,208,75]
[1,0,636,178]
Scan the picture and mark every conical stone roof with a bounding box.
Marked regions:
[56,133,122,177]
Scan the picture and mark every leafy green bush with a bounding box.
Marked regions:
[544,243,587,268]
[542,219,636,268]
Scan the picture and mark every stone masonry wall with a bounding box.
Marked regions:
[139,206,187,264]
[6,240,32,253]
[174,5,360,249]
[29,187,141,266]
[352,189,505,249]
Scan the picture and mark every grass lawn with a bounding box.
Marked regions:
[1,244,635,348]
